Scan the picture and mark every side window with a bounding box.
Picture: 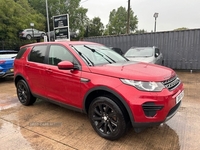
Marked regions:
[29,45,47,63]
[34,29,38,32]
[16,47,27,59]
[48,45,74,66]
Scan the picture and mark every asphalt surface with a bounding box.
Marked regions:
[0,71,200,150]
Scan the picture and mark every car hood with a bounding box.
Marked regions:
[127,56,154,63]
[89,61,175,81]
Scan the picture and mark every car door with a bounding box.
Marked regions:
[25,45,48,96]
[44,44,82,107]
[33,29,40,38]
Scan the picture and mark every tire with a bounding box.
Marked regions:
[88,96,127,140]
[26,34,32,40]
[16,80,36,106]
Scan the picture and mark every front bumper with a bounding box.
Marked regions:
[0,70,14,78]
[116,82,184,127]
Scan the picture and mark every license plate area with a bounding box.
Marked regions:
[176,90,184,104]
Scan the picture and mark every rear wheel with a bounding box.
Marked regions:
[16,80,36,106]
[88,96,127,140]
[26,34,32,40]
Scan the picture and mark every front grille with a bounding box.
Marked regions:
[162,76,180,91]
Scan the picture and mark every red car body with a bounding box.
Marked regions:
[14,41,184,140]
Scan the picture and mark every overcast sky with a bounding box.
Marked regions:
[81,0,200,32]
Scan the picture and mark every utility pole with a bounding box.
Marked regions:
[127,0,130,34]
[46,0,50,41]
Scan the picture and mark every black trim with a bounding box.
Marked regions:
[132,121,163,128]
[33,93,83,113]
[142,102,164,117]
[14,73,28,87]
[165,101,181,122]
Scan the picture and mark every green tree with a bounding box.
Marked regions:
[71,6,89,38]
[28,0,89,37]
[0,0,45,40]
[106,6,138,35]
[87,17,104,37]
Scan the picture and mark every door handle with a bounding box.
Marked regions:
[45,68,52,73]
[25,64,30,67]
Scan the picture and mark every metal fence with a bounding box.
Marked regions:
[84,29,200,70]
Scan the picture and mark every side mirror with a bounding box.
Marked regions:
[58,61,75,70]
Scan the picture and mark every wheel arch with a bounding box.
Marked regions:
[15,74,36,105]
[14,74,30,90]
[83,86,135,125]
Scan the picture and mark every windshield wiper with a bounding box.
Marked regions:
[84,45,116,63]
[71,45,94,66]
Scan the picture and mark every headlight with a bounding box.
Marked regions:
[120,79,165,92]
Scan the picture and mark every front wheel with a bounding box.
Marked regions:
[88,96,127,140]
[16,80,36,106]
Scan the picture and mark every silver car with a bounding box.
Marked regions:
[124,46,164,65]
[19,28,46,40]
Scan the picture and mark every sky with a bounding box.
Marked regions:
[80,0,200,32]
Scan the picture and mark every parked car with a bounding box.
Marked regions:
[19,28,46,40]
[110,47,124,55]
[124,46,164,65]
[0,50,18,78]
[14,41,184,140]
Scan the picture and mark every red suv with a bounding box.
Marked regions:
[14,41,184,140]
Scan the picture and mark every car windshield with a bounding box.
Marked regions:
[0,51,18,59]
[71,44,128,66]
[125,47,153,57]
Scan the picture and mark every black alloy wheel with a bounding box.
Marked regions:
[88,96,127,140]
[16,80,36,106]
